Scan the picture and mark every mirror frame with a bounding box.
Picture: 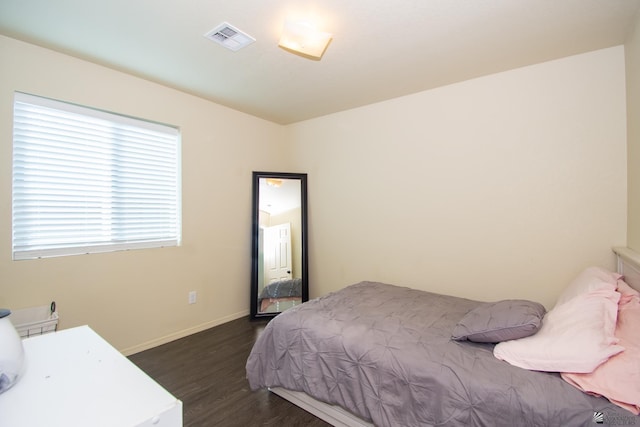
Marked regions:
[250,171,308,319]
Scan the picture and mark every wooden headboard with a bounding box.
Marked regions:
[613,246,640,291]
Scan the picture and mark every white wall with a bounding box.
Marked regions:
[288,47,628,308]
[0,35,287,353]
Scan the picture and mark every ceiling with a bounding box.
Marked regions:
[1,0,639,125]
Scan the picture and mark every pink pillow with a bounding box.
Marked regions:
[555,267,621,307]
[617,279,640,305]
[561,282,640,415]
[494,288,624,373]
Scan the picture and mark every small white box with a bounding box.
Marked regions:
[10,303,59,338]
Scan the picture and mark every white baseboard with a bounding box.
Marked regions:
[121,309,250,356]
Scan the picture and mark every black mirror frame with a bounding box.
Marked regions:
[250,171,308,319]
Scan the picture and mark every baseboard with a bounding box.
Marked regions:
[120,309,250,356]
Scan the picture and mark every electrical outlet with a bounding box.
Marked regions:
[188,291,197,304]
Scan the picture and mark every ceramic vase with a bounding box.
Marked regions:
[0,309,25,394]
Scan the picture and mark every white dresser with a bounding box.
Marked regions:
[0,325,182,427]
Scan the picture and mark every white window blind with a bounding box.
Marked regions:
[12,92,181,260]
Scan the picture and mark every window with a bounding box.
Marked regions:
[12,92,181,260]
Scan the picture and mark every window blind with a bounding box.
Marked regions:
[12,92,181,260]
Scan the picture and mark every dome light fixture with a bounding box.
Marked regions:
[278,20,332,60]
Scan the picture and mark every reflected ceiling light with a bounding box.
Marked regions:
[266,178,283,187]
[278,20,332,60]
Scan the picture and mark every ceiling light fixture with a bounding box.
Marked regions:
[278,20,332,60]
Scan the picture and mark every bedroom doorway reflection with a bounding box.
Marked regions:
[251,172,308,318]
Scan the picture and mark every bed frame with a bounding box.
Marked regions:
[270,247,640,427]
[613,246,640,291]
[269,387,373,427]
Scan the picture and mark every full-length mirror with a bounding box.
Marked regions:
[251,172,308,318]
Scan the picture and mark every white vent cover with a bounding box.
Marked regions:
[204,22,255,51]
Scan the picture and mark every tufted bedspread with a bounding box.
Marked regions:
[246,281,638,426]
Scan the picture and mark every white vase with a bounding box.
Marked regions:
[0,309,25,394]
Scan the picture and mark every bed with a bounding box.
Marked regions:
[246,248,640,426]
[258,278,302,312]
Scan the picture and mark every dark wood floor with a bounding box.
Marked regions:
[128,316,331,427]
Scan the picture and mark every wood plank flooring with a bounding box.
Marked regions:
[128,316,331,427]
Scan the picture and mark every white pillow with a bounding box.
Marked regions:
[493,288,624,373]
[554,267,620,307]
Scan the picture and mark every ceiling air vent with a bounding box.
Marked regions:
[204,22,255,51]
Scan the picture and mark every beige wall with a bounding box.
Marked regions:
[0,33,631,353]
[0,35,287,353]
[287,46,628,308]
[627,11,640,250]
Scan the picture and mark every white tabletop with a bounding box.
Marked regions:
[0,326,182,427]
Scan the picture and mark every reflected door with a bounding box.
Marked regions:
[264,223,292,284]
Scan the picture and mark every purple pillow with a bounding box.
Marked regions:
[452,299,546,343]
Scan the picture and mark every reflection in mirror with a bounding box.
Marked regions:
[251,172,308,318]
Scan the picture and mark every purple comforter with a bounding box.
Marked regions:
[246,281,637,426]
